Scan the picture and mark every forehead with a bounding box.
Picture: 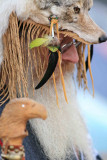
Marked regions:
[36,0,93,9]
[52,0,93,8]
[57,0,80,5]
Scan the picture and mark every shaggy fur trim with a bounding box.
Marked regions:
[0,0,36,65]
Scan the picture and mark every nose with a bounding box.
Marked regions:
[99,35,107,43]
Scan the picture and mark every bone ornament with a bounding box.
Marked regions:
[0,98,47,160]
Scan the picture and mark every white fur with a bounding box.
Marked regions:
[0,0,36,65]
[28,71,95,160]
[0,37,3,65]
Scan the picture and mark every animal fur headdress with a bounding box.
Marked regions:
[0,0,106,105]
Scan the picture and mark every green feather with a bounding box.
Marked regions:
[30,38,49,49]
[47,46,59,52]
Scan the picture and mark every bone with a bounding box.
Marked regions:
[61,41,81,53]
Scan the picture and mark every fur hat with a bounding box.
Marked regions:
[0,0,105,64]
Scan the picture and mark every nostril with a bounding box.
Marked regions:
[99,35,107,43]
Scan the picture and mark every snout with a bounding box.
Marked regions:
[61,14,106,44]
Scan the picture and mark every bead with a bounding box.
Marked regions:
[9,146,14,150]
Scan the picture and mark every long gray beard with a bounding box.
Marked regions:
[28,72,95,160]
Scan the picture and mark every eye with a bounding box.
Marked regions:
[74,7,80,14]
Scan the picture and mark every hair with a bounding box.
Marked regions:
[0,12,94,106]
